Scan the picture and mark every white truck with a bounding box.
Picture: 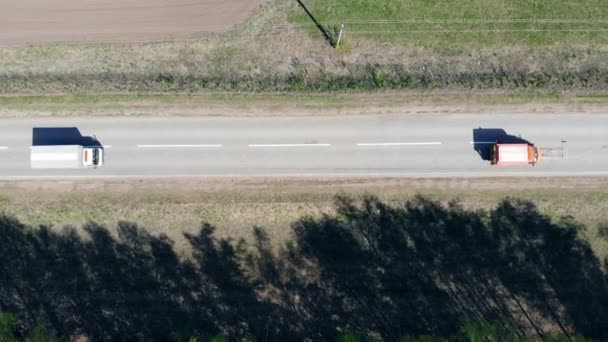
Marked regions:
[30,145,103,169]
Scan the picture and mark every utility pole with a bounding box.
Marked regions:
[336,23,345,48]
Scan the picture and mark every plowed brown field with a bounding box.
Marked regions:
[0,0,267,46]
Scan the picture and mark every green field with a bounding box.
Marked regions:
[291,0,608,49]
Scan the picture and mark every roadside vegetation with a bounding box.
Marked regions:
[1,0,608,96]
[0,195,606,340]
[2,177,608,259]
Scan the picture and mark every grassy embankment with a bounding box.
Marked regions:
[1,177,607,259]
[1,0,608,97]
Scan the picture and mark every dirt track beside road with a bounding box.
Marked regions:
[0,0,267,46]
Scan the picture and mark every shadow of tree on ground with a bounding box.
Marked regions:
[0,195,606,340]
[249,195,608,340]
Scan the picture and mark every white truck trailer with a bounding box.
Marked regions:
[30,145,103,169]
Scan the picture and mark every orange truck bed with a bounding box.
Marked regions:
[491,143,541,165]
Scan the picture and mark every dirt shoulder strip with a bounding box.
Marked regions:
[2,92,608,117]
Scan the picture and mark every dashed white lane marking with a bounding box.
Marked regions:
[137,144,223,148]
[248,143,331,147]
[0,146,8,150]
[470,141,496,144]
[356,142,442,146]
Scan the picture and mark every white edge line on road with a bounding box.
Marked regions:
[356,142,442,146]
[3,171,608,181]
[137,144,223,148]
[248,143,331,147]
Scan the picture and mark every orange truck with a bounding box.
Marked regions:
[490,143,541,166]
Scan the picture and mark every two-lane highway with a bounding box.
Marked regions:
[0,114,607,178]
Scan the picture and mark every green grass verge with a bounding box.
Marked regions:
[291,0,608,50]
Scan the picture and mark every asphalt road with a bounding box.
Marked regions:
[0,114,606,179]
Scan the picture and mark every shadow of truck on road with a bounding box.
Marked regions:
[32,127,103,147]
[472,128,532,161]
